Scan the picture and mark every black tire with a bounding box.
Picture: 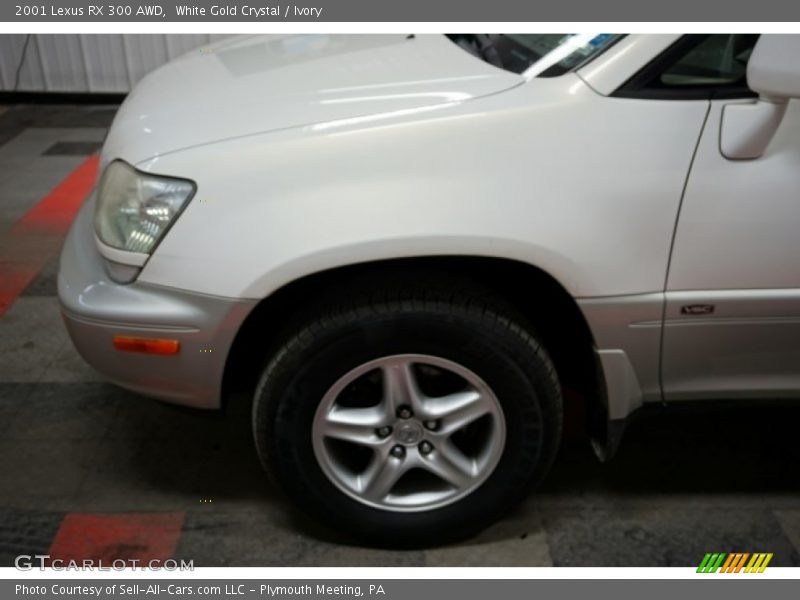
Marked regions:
[252,277,562,547]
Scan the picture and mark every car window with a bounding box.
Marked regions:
[614,34,760,100]
[660,34,759,87]
[446,34,621,77]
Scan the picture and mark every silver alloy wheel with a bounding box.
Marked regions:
[312,354,506,512]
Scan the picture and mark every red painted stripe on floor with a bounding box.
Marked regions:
[11,155,99,236]
[0,265,39,312]
[0,155,98,317]
[47,512,185,567]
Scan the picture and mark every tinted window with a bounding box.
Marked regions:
[660,34,758,87]
[615,34,760,100]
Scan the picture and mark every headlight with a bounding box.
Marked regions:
[95,160,195,254]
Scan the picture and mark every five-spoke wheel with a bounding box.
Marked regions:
[312,354,506,511]
[252,277,562,545]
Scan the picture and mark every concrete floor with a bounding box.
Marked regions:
[1,104,799,567]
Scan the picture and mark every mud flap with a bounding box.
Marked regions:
[590,415,628,462]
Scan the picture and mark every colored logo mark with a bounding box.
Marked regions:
[697,553,773,573]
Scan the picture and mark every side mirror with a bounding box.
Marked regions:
[747,35,800,100]
[720,35,800,160]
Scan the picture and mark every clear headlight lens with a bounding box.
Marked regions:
[95,160,195,254]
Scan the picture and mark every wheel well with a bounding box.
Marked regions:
[222,257,603,436]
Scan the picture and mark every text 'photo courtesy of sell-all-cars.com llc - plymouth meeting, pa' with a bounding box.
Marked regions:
[58,33,800,546]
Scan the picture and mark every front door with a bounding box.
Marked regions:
[662,34,800,400]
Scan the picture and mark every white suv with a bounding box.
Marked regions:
[59,34,800,545]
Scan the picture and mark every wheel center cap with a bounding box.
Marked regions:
[395,421,424,445]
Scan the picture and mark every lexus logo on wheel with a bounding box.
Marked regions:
[395,422,423,444]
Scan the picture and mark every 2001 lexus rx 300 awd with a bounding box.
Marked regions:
[59,34,800,545]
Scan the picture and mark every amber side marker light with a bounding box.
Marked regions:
[112,336,180,355]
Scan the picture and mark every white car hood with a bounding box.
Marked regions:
[103,34,523,165]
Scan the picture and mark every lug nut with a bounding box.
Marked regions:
[419,441,433,455]
[376,426,392,438]
[397,406,413,419]
[424,420,438,431]
[390,445,406,459]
